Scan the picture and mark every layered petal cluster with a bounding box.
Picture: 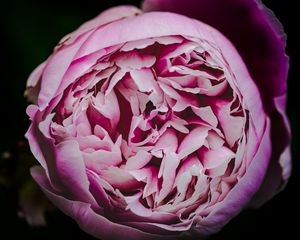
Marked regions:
[142,0,291,206]
[25,3,289,239]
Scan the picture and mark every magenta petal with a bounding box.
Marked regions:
[142,0,289,111]
[250,94,291,207]
[273,94,292,184]
[86,170,111,209]
[31,166,172,240]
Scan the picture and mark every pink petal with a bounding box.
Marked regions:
[66,6,142,47]
[38,31,95,110]
[178,126,209,159]
[212,101,245,147]
[75,135,104,151]
[156,153,180,204]
[124,150,153,170]
[83,149,122,172]
[198,146,234,177]
[99,167,141,191]
[130,167,159,198]
[25,109,62,191]
[199,146,234,169]
[26,62,46,88]
[192,106,218,127]
[206,131,225,150]
[25,62,46,103]
[54,140,97,205]
[124,192,154,217]
[92,90,120,130]
[148,220,193,232]
[114,51,156,70]
[131,69,153,91]
[159,77,201,94]
[87,170,111,209]
[121,36,183,52]
[173,155,202,203]
[105,70,127,95]
[153,128,178,154]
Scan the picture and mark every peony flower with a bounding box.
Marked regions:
[25,1,290,239]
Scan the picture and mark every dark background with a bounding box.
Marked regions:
[0,0,298,239]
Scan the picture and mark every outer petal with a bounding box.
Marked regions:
[32,6,141,110]
[25,106,62,190]
[273,94,292,184]
[142,0,291,205]
[25,62,46,103]
[58,6,142,48]
[25,107,96,205]
[54,140,97,205]
[31,166,175,240]
[250,94,291,207]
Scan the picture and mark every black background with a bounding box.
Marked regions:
[0,0,298,239]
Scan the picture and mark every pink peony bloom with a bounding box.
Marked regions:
[25,2,290,239]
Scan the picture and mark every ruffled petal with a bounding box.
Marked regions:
[31,166,174,240]
[142,2,291,203]
[193,118,271,235]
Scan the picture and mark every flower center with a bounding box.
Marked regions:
[51,35,248,216]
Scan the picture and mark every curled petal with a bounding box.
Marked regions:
[54,140,97,205]
[178,126,209,159]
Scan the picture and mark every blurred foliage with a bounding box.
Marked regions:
[0,140,54,226]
